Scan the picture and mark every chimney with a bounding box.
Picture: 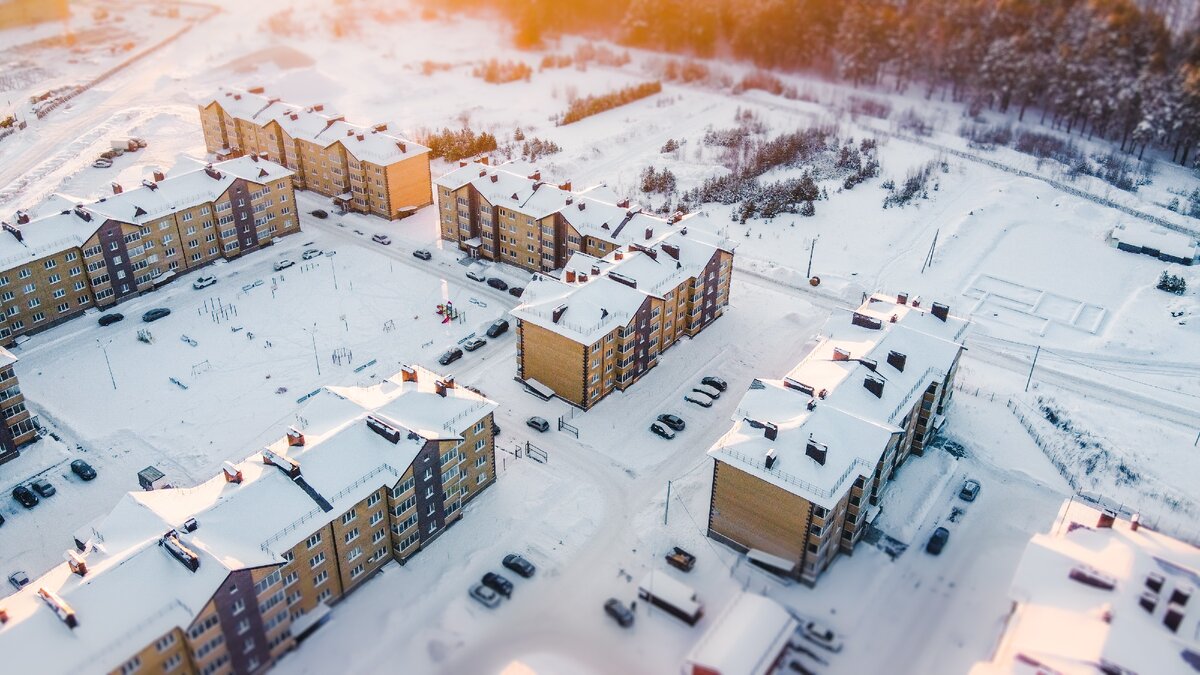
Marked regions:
[478,156,489,165]
[111,182,123,195]
[287,426,305,447]
[1130,513,1140,531]
[783,378,815,395]
[1164,605,1184,633]
[617,198,630,208]
[577,202,586,211]
[806,399,817,411]
[0,608,7,624]
[851,312,883,330]
[142,179,158,190]
[818,388,828,399]
[552,304,568,323]
[764,449,777,469]
[73,206,92,221]
[661,243,679,260]
[15,210,29,224]
[261,448,301,478]
[66,550,87,577]
[1097,509,1116,528]
[356,134,365,141]
[1146,572,1165,593]
[313,104,324,112]
[152,170,166,182]
[931,302,950,322]
[565,270,576,283]
[1140,590,1158,613]
[863,375,885,398]
[911,297,921,308]
[222,461,243,483]
[833,347,851,362]
[400,364,418,382]
[37,588,78,629]
[527,170,541,181]
[805,438,828,466]
[578,273,588,283]
[366,416,402,443]
[435,380,448,397]
[397,141,407,153]
[490,174,498,183]
[250,154,259,162]
[887,350,907,372]
[764,422,778,441]
[614,250,624,261]
[161,532,201,573]
[897,292,908,305]
[608,272,636,289]
[558,180,572,191]
[374,123,388,132]
[591,264,600,276]
[204,165,222,180]
[890,314,898,323]
[565,196,574,205]
[460,160,469,167]
[644,226,653,241]
[247,85,265,94]
[3,222,22,242]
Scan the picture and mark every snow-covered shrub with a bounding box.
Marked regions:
[556,81,662,125]
[473,59,532,84]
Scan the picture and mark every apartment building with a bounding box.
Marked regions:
[971,498,1200,675]
[0,0,67,28]
[0,346,36,464]
[511,228,733,409]
[0,365,497,675]
[434,159,691,273]
[706,293,968,586]
[198,87,432,220]
[0,156,299,343]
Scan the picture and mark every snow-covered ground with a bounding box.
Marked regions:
[1,0,1198,672]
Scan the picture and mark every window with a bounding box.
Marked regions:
[281,551,294,565]
[347,546,362,562]
[369,510,384,527]
[316,588,333,603]
[344,527,360,544]
[236,617,251,635]
[350,564,365,580]
[306,532,322,549]
[313,569,329,587]
[310,552,326,569]
[120,656,141,674]
[254,570,281,594]
[372,528,386,544]
[423,467,433,481]
[366,492,381,507]
[283,571,298,587]
[341,509,356,525]
[156,633,177,652]
[477,472,489,485]
[428,522,438,535]
[163,653,183,673]
[231,598,245,615]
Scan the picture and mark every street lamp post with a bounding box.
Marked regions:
[97,338,116,390]
[302,325,321,376]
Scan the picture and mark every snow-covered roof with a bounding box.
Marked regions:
[0,365,494,673]
[201,87,428,165]
[0,157,292,274]
[638,570,700,614]
[1111,221,1198,261]
[685,592,798,675]
[709,294,967,506]
[970,499,1200,675]
[0,346,15,368]
[511,229,730,344]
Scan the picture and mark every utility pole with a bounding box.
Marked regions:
[97,339,116,390]
[664,480,672,525]
[304,325,321,376]
[1025,345,1041,392]
[921,229,939,274]
[806,236,818,278]
[330,256,339,290]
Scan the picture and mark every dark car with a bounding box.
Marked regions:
[486,319,509,338]
[926,527,950,555]
[503,554,536,578]
[12,485,38,508]
[486,277,509,291]
[508,286,524,298]
[30,478,55,498]
[959,479,981,502]
[98,313,124,326]
[650,422,676,440]
[526,416,550,432]
[665,546,696,572]
[604,598,635,628]
[656,414,685,431]
[701,376,728,392]
[463,337,487,352]
[413,249,432,261]
[684,394,713,408]
[0,513,5,527]
[141,308,171,322]
[482,572,514,598]
[310,209,329,219]
[438,347,463,366]
[70,459,97,481]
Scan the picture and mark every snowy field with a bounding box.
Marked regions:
[1,0,1198,673]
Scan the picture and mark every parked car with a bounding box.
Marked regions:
[302,248,323,260]
[466,269,487,282]
[508,286,524,298]
[486,319,510,338]
[482,572,514,598]
[656,414,685,431]
[486,277,509,291]
[92,158,113,168]
[99,149,122,160]
[463,337,487,352]
[141,308,171,322]
[959,479,981,502]
[684,394,713,408]
[12,485,38,508]
[650,422,676,440]
[469,583,501,608]
[372,234,392,245]
[30,478,55,498]
[502,554,536,578]
[0,513,4,527]
[665,546,696,572]
[438,347,463,366]
[526,416,550,432]
[802,620,844,652]
[8,571,29,591]
[604,598,635,628]
[693,384,721,400]
[310,209,329,219]
[97,313,124,326]
[192,275,217,289]
[412,249,432,261]
[273,259,295,271]
[926,527,950,555]
[701,376,728,392]
[129,137,148,149]
[70,459,97,481]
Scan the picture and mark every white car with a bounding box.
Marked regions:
[466,269,487,282]
[273,259,295,271]
[192,275,216,289]
[301,248,323,260]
